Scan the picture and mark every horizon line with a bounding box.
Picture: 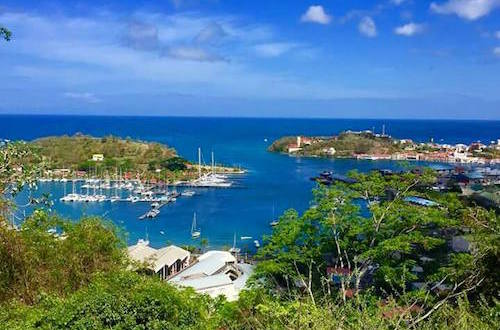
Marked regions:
[0,113,499,122]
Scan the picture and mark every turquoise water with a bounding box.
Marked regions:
[2,115,499,249]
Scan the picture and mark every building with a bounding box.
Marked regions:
[127,240,190,280]
[92,154,104,161]
[168,250,254,301]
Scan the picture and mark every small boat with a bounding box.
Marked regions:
[254,240,260,248]
[191,212,201,239]
[241,236,252,240]
[151,202,160,208]
[160,231,165,235]
[181,190,196,197]
[229,233,241,254]
[269,204,279,227]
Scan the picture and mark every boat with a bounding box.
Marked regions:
[229,233,241,254]
[241,236,252,240]
[160,230,165,235]
[190,148,233,188]
[151,202,160,208]
[191,212,201,238]
[254,240,260,248]
[269,204,279,227]
[181,190,196,197]
[146,209,160,218]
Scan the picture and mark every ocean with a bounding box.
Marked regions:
[2,115,499,250]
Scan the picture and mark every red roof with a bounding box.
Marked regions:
[326,267,351,275]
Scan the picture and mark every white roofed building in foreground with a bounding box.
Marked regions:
[127,239,190,280]
[168,250,254,301]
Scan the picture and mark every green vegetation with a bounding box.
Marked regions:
[0,212,125,304]
[30,134,197,181]
[0,27,11,41]
[34,134,176,171]
[1,142,498,329]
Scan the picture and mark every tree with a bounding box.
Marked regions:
[0,211,125,303]
[254,169,495,324]
[0,27,11,41]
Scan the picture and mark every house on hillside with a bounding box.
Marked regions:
[168,250,254,301]
[128,239,190,280]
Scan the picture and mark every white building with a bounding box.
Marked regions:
[92,154,104,161]
[168,250,254,301]
[128,240,191,280]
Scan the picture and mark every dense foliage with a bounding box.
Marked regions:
[255,169,500,327]
[0,211,125,304]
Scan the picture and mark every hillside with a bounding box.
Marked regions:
[32,135,186,178]
[269,131,402,157]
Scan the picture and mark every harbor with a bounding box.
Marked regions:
[56,147,238,204]
[6,117,500,250]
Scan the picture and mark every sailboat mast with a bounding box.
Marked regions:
[198,147,202,179]
[211,151,214,175]
[192,212,196,233]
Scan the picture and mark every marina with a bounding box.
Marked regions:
[5,116,500,249]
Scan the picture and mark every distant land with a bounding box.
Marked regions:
[269,130,500,164]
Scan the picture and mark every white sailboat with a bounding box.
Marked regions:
[229,232,240,254]
[192,147,232,188]
[191,212,201,238]
[269,204,279,227]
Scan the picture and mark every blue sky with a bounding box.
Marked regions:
[0,0,499,119]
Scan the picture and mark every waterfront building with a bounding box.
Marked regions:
[127,240,190,280]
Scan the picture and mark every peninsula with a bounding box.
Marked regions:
[30,134,243,182]
[269,130,500,164]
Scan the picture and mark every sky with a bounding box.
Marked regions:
[0,0,499,119]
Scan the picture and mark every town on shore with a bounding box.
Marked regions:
[269,129,500,165]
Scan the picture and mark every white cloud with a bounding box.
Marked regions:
[64,92,101,103]
[0,10,348,102]
[496,30,500,39]
[253,43,298,57]
[494,46,500,56]
[300,5,332,25]
[358,17,377,37]
[430,0,500,21]
[394,22,425,36]
[391,0,407,5]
